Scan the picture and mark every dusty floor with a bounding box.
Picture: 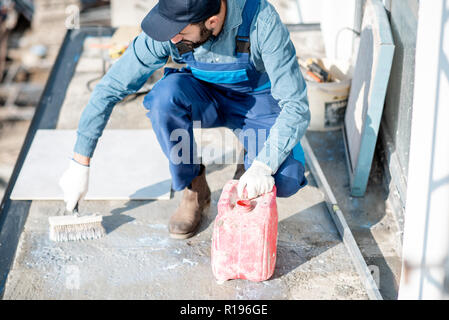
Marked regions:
[3,164,369,299]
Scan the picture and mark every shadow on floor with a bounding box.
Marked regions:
[272,201,342,279]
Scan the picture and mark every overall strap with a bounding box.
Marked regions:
[235,0,260,54]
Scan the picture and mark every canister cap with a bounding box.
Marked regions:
[236,200,254,213]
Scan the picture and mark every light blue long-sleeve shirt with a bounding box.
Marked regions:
[74,0,310,174]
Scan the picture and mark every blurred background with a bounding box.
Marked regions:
[0,0,112,200]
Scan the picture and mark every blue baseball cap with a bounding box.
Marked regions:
[141,0,221,42]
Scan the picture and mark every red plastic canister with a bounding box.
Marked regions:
[211,180,278,282]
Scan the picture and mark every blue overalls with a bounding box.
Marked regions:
[143,0,307,198]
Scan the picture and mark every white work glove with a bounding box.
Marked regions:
[237,160,275,199]
[59,159,90,212]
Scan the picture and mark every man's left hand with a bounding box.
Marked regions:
[237,160,275,199]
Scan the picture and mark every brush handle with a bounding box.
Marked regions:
[73,202,80,216]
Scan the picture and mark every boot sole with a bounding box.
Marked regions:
[169,199,211,240]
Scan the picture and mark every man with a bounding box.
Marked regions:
[59,0,310,239]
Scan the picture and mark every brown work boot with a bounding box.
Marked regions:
[169,164,211,239]
[233,163,246,180]
[233,148,247,180]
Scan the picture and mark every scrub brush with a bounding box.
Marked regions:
[49,203,106,242]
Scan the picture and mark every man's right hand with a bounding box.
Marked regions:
[59,158,90,212]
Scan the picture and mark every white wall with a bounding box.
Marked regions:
[295,0,323,23]
[399,0,449,300]
[320,0,357,62]
[111,0,325,28]
[110,0,356,63]
[111,0,157,27]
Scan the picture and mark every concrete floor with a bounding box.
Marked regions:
[1,8,402,299]
[3,164,369,299]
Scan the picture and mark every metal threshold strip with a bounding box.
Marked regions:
[302,137,383,300]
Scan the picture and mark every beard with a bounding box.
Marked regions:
[182,21,214,49]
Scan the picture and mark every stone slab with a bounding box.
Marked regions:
[10,129,172,200]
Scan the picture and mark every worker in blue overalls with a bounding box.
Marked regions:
[59,0,310,239]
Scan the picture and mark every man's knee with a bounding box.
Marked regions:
[274,160,307,198]
[143,73,188,112]
[275,175,307,197]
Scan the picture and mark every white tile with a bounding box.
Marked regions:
[344,0,394,196]
[11,130,172,200]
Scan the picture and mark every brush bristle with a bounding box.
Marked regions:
[49,215,106,242]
